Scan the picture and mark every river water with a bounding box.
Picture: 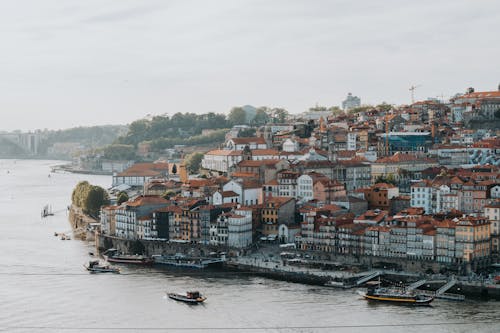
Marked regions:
[0,159,498,333]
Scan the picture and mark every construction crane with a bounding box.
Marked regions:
[409,84,421,104]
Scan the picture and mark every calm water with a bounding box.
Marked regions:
[0,159,498,333]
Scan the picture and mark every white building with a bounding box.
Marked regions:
[410,181,433,214]
[226,137,267,150]
[227,208,253,248]
[223,179,262,206]
[212,190,239,205]
[210,214,229,246]
[201,150,243,173]
[282,138,299,152]
[347,132,357,151]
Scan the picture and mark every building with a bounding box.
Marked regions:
[112,162,170,188]
[455,216,491,263]
[261,197,296,236]
[223,179,262,206]
[225,137,268,150]
[342,92,361,110]
[114,196,170,239]
[363,183,400,211]
[484,201,500,254]
[378,132,433,156]
[371,153,438,193]
[227,207,253,248]
[201,150,245,174]
[410,180,433,214]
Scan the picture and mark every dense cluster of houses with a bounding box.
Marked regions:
[100,86,500,268]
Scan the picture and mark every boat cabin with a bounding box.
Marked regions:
[187,291,201,299]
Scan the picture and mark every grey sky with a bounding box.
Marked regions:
[1,0,499,131]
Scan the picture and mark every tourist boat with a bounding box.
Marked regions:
[167,291,206,304]
[361,281,434,305]
[152,254,224,269]
[103,249,154,265]
[84,260,120,274]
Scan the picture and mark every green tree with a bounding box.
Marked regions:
[171,164,177,175]
[348,105,373,115]
[374,174,397,186]
[72,181,90,208]
[117,192,129,205]
[162,190,177,199]
[84,185,110,217]
[102,144,136,160]
[376,102,393,112]
[238,128,256,137]
[184,152,204,173]
[308,105,328,112]
[329,106,343,116]
[228,107,247,125]
[271,108,289,123]
[71,181,109,217]
[252,109,270,125]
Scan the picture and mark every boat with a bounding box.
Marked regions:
[103,249,154,265]
[84,260,120,274]
[167,291,206,304]
[41,204,54,218]
[152,254,224,269]
[325,279,351,289]
[361,281,434,305]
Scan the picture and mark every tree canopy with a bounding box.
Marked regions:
[71,181,110,217]
[228,107,247,125]
[102,144,136,160]
[184,152,204,173]
[117,192,129,205]
[116,112,229,147]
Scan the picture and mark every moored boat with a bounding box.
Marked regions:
[167,291,206,304]
[152,254,224,269]
[84,260,120,274]
[361,281,434,305]
[103,249,154,265]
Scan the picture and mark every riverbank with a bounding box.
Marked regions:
[52,164,112,175]
[93,232,500,300]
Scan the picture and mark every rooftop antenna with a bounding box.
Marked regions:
[409,84,422,104]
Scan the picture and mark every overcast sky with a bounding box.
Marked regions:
[1,0,499,131]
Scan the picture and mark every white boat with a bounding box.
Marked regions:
[84,260,120,274]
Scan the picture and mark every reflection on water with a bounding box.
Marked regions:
[0,160,498,332]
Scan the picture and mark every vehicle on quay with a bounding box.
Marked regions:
[152,253,224,269]
[103,248,154,265]
[167,291,206,304]
[84,260,120,274]
[360,281,434,305]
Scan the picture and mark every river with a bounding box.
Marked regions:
[0,159,498,332]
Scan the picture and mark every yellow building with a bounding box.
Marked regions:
[455,216,491,262]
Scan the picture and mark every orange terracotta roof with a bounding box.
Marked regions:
[230,137,267,144]
[252,149,280,155]
[238,159,282,167]
[126,195,170,207]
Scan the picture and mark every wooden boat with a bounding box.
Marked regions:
[84,260,120,274]
[167,291,206,304]
[361,281,434,305]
